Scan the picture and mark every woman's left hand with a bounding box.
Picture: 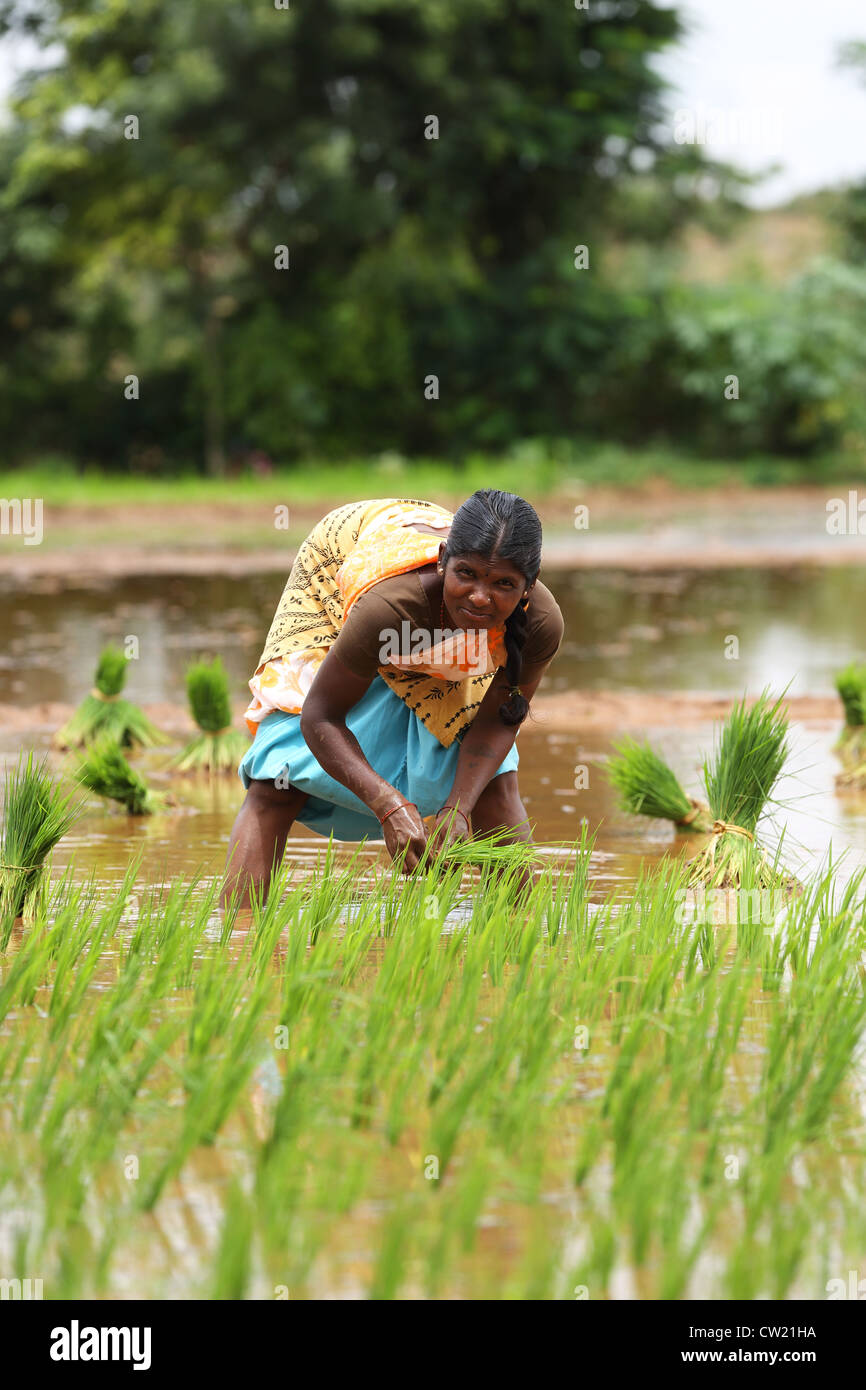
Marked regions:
[426,807,471,860]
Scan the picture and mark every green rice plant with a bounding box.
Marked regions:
[416,822,554,911]
[7,831,866,1301]
[369,1199,412,1299]
[686,690,794,891]
[75,737,167,815]
[48,861,141,1039]
[835,662,866,732]
[835,663,866,785]
[138,969,274,1211]
[0,751,79,938]
[211,1182,254,1300]
[606,736,711,831]
[171,658,250,773]
[429,831,539,869]
[55,645,167,750]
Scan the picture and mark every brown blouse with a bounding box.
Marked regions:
[330,567,564,680]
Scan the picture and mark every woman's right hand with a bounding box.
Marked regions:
[381,802,428,874]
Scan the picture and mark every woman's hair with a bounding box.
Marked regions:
[441,489,543,728]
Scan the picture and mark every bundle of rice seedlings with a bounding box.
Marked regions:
[834,664,866,786]
[0,751,80,929]
[55,645,167,750]
[75,738,167,815]
[434,834,538,870]
[606,737,712,832]
[686,691,794,891]
[171,658,249,773]
[415,824,540,898]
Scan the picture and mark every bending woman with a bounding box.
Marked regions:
[223,489,564,906]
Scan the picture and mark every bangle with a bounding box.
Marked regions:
[379,801,415,827]
[437,804,469,829]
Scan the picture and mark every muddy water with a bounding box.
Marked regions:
[6,715,864,905]
[2,563,866,891]
[3,563,866,706]
[4,564,866,1300]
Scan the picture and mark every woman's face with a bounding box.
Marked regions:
[438,546,534,631]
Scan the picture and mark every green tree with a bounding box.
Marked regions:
[0,0,738,470]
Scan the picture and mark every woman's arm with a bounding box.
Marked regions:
[299,652,428,871]
[437,659,550,822]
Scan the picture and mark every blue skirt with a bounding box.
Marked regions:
[238,675,519,842]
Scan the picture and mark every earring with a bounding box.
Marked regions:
[522,595,530,611]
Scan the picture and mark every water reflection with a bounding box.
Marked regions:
[4,564,866,707]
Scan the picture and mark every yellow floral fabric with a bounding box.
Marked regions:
[245,498,508,748]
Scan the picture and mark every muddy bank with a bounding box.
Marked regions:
[1,484,865,580]
[1,690,841,741]
[530,690,840,731]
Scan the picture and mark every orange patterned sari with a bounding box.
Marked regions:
[244,498,508,749]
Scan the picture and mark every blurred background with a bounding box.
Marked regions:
[2,0,866,889]
[1,0,865,484]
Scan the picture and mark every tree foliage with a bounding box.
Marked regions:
[0,0,828,471]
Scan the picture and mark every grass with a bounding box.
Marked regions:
[74,738,167,815]
[606,737,711,831]
[687,690,794,890]
[172,658,251,774]
[835,663,866,730]
[55,645,168,751]
[835,664,866,786]
[8,442,866,513]
[605,693,794,888]
[0,752,79,941]
[1,822,865,1300]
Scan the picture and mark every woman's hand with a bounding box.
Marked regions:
[426,806,471,862]
[381,802,429,874]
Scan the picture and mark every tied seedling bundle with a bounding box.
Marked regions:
[606,737,712,832]
[172,658,248,773]
[76,737,167,815]
[686,691,794,891]
[419,819,540,895]
[56,645,167,751]
[0,751,79,932]
[834,663,866,787]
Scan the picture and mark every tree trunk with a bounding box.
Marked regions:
[202,307,226,477]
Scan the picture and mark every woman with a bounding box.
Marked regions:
[222,489,564,905]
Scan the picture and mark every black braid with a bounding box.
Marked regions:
[499,596,533,727]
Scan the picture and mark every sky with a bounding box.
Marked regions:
[655,0,866,206]
[0,1,864,209]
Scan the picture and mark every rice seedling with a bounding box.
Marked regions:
[212,1182,254,1300]
[74,737,168,815]
[0,751,79,938]
[835,663,866,786]
[55,644,167,750]
[606,736,712,831]
[171,657,250,773]
[686,690,795,891]
[835,662,866,739]
[427,829,539,869]
[6,815,866,1301]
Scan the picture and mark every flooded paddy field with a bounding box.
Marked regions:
[4,560,866,707]
[4,561,866,889]
[3,560,866,1299]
